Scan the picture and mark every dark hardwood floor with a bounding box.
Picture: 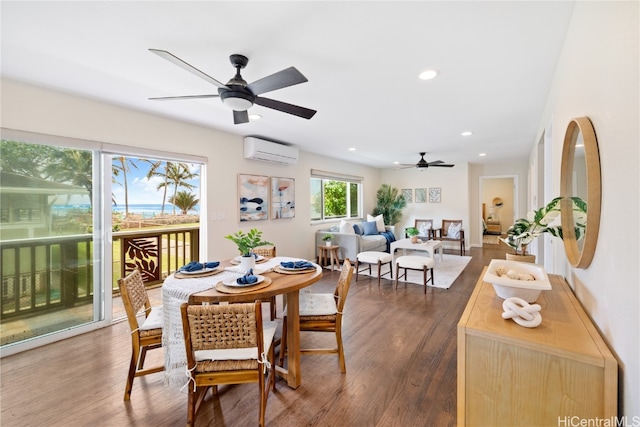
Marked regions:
[0,243,508,427]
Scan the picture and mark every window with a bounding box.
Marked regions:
[310,170,362,221]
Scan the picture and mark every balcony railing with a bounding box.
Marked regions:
[0,226,199,320]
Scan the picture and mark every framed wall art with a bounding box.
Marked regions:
[429,187,441,203]
[415,188,427,203]
[271,177,295,219]
[238,174,269,221]
[402,188,413,204]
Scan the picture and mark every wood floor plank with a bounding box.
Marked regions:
[0,244,508,426]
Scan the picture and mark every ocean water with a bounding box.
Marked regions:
[53,204,199,218]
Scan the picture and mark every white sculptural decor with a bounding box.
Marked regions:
[501,297,542,328]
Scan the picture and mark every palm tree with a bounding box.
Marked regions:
[169,191,199,215]
[146,161,170,215]
[161,163,199,215]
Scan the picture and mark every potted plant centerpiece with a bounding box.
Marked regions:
[406,227,420,243]
[501,196,586,262]
[322,233,334,246]
[224,228,273,271]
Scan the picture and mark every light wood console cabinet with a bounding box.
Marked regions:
[457,269,617,426]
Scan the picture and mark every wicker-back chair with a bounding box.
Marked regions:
[180,301,276,427]
[252,246,278,320]
[118,268,164,400]
[279,259,354,373]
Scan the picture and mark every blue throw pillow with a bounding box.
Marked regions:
[353,224,364,235]
[363,221,379,235]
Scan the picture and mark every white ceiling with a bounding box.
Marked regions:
[1,1,575,168]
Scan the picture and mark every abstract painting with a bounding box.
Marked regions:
[238,174,269,221]
[271,177,295,219]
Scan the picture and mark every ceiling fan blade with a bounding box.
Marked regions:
[149,49,227,88]
[149,94,219,101]
[428,160,445,165]
[247,67,308,95]
[430,164,455,167]
[233,110,249,124]
[255,97,316,119]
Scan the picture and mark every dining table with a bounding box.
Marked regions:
[161,256,323,390]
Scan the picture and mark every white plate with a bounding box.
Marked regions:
[233,255,265,262]
[223,274,265,287]
[178,267,219,275]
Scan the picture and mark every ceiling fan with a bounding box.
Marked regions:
[148,49,317,125]
[397,152,455,170]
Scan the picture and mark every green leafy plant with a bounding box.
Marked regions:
[372,184,406,225]
[322,233,333,241]
[224,228,273,257]
[501,197,587,255]
[405,227,419,237]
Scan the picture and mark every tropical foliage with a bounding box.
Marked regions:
[501,196,587,255]
[169,191,199,215]
[372,184,406,225]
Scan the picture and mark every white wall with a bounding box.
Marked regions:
[0,78,382,263]
[536,1,639,416]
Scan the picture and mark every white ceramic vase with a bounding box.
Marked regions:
[240,255,256,272]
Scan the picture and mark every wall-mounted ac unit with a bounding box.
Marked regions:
[243,137,299,165]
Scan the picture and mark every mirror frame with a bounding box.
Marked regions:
[560,117,601,268]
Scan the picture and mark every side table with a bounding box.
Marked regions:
[317,245,340,272]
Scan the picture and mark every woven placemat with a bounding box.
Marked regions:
[174,266,224,279]
[273,265,317,275]
[215,276,273,294]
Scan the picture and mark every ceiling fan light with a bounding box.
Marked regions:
[419,69,439,80]
[220,91,254,111]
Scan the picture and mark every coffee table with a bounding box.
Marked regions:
[390,238,444,265]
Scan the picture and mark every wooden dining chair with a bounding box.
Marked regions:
[118,268,164,401]
[279,259,354,373]
[180,301,277,427]
[252,245,278,320]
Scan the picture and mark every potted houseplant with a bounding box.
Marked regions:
[500,196,586,262]
[322,233,333,246]
[224,228,273,270]
[406,227,420,243]
[372,184,407,225]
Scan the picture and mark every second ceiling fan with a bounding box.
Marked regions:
[149,49,317,124]
[397,152,455,170]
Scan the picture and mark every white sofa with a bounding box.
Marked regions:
[315,224,396,262]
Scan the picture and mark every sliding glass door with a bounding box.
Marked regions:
[0,137,107,354]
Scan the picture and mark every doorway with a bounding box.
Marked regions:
[479,175,517,247]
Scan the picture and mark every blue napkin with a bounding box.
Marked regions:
[179,261,220,272]
[236,268,258,285]
[280,260,315,269]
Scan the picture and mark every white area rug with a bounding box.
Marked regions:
[360,254,472,289]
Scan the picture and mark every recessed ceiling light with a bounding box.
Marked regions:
[393,161,400,165]
[479,153,487,157]
[419,69,439,80]
[249,114,262,120]
[348,147,357,151]
[461,131,473,136]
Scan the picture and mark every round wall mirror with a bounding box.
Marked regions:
[560,117,601,268]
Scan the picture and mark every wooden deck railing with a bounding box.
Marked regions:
[0,226,199,320]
